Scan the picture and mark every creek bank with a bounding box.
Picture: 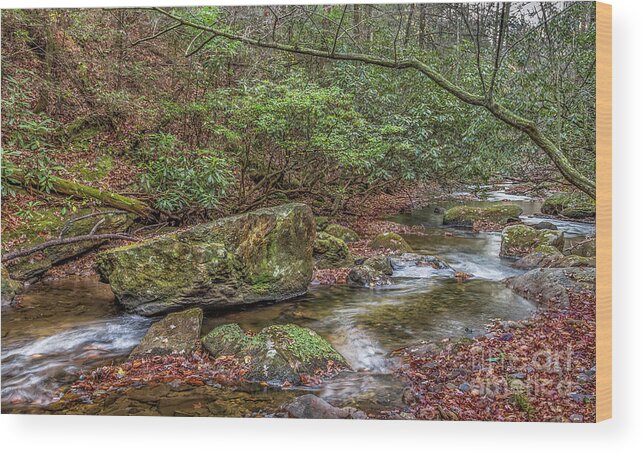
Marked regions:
[394,291,596,422]
[97,203,315,315]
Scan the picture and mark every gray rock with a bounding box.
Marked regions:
[129,308,203,358]
[284,394,367,419]
[505,267,595,306]
[347,265,392,288]
[533,221,558,230]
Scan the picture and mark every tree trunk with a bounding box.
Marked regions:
[10,171,156,219]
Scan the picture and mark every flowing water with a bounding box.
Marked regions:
[1,186,595,415]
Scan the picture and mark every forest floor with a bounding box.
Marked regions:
[390,291,596,422]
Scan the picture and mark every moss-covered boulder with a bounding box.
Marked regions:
[443,204,523,227]
[315,216,330,231]
[129,308,203,358]
[202,323,348,385]
[3,208,134,281]
[369,232,412,253]
[1,265,22,304]
[541,192,595,218]
[500,224,564,258]
[324,224,360,243]
[313,232,352,268]
[97,203,315,315]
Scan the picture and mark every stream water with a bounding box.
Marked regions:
[1,187,595,415]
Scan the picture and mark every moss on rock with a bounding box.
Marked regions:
[500,224,564,258]
[369,232,412,253]
[541,192,595,218]
[313,232,352,268]
[323,224,360,243]
[443,204,523,226]
[98,203,315,315]
[202,323,348,385]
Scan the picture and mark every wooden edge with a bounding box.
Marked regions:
[596,1,612,423]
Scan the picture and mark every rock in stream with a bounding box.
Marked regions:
[97,203,315,315]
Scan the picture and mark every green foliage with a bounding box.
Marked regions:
[138,133,233,212]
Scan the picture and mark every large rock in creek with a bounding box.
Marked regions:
[500,224,564,258]
[443,204,522,227]
[129,308,203,358]
[284,394,367,419]
[4,208,134,281]
[202,323,349,385]
[541,192,595,218]
[97,203,315,315]
[505,267,595,306]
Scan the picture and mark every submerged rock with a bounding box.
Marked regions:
[323,224,360,243]
[443,204,522,227]
[541,192,595,218]
[313,232,353,268]
[500,224,564,258]
[369,232,412,253]
[97,203,315,315]
[1,265,22,304]
[389,253,453,272]
[202,323,348,385]
[533,221,558,230]
[505,267,595,306]
[129,308,203,358]
[284,394,367,419]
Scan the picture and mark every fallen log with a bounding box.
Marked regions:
[10,171,155,220]
[2,233,138,262]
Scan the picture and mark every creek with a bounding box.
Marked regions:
[1,187,595,415]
